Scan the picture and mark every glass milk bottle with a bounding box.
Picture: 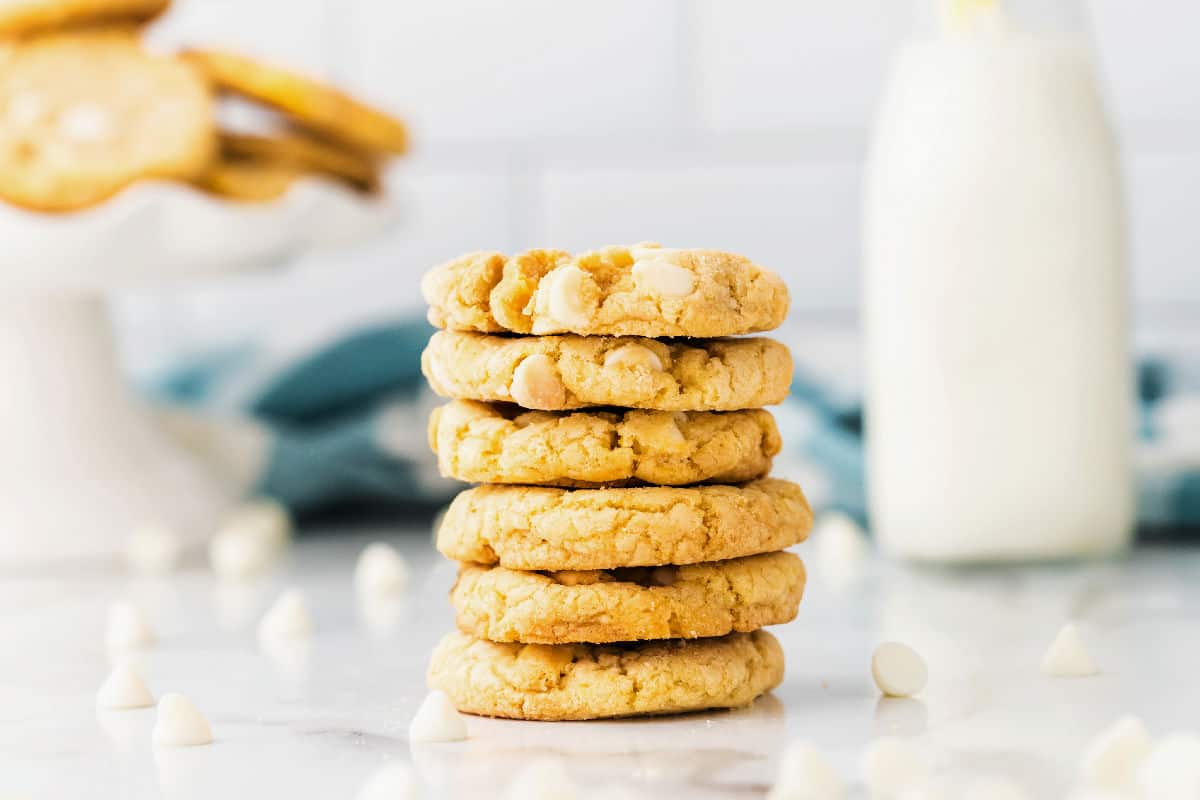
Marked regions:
[863,0,1134,561]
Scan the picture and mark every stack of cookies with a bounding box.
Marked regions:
[419,243,813,721]
[0,0,406,212]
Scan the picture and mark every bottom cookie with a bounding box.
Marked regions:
[427,630,784,721]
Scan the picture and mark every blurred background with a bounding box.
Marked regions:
[117,0,1200,382]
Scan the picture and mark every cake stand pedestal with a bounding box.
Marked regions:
[0,179,400,565]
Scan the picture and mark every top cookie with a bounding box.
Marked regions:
[0,0,169,37]
[422,243,790,338]
[181,49,407,155]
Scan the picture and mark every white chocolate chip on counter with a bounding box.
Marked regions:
[1080,716,1151,791]
[871,642,928,698]
[1138,733,1200,799]
[354,542,409,597]
[153,692,213,747]
[356,764,418,800]
[257,589,314,643]
[814,511,870,566]
[510,354,566,409]
[409,689,468,743]
[106,601,156,651]
[603,343,663,371]
[506,758,578,800]
[96,663,154,710]
[543,264,592,329]
[632,257,695,297]
[862,737,930,799]
[125,523,182,575]
[1041,623,1098,677]
[767,740,844,800]
[209,498,292,580]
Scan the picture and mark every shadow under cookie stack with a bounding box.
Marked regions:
[419,244,813,721]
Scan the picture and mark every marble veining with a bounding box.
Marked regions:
[2,528,1198,798]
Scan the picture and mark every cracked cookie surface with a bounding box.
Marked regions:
[427,629,784,720]
[451,551,805,644]
[422,243,789,338]
[437,478,811,571]
[422,331,793,411]
[429,400,781,487]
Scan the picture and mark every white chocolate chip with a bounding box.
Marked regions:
[354,542,409,597]
[409,690,468,743]
[632,257,695,297]
[871,642,928,698]
[1041,623,1098,677]
[96,663,154,709]
[603,343,663,371]
[629,242,664,260]
[767,740,844,800]
[6,92,43,127]
[510,354,566,409]
[506,758,577,800]
[257,589,313,642]
[58,104,113,143]
[106,601,155,651]
[1138,733,1200,799]
[153,692,213,747]
[543,265,591,329]
[209,499,292,580]
[861,738,930,798]
[814,511,870,566]
[125,523,182,575]
[356,764,418,800]
[1080,716,1151,790]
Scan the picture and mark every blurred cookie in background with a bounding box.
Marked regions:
[0,3,406,211]
[0,27,214,211]
[0,0,168,37]
[217,130,380,195]
[190,155,298,204]
[182,48,408,156]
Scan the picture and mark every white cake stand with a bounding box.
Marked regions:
[0,178,400,565]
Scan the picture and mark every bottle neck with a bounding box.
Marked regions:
[910,0,1089,38]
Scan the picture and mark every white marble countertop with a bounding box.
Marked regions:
[4,527,1198,799]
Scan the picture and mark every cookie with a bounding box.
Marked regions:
[422,243,790,338]
[428,629,784,721]
[422,331,793,412]
[429,400,781,487]
[436,478,812,571]
[0,0,168,37]
[0,30,214,211]
[181,49,407,155]
[190,156,297,203]
[217,130,379,194]
[451,550,805,645]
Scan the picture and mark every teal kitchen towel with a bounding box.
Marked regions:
[148,318,1200,536]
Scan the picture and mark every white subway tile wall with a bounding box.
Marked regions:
[117,0,1200,372]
